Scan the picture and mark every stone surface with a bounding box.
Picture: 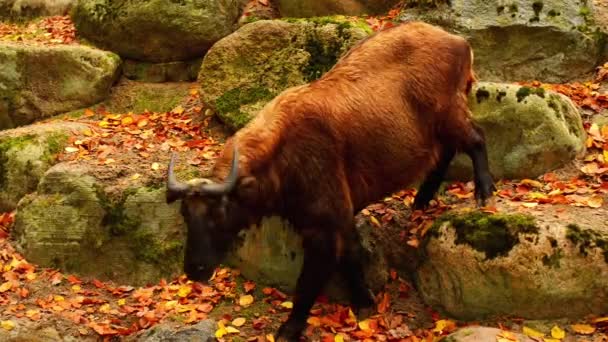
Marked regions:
[199,18,371,130]
[0,43,120,129]
[399,0,605,82]
[122,59,202,83]
[445,327,534,342]
[0,121,89,212]
[13,164,186,285]
[0,0,74,21]
[415,209,608,320]
[70,0,242,63]
[448,82,586,180]
[132,319,215,342]
[276,0,401,17]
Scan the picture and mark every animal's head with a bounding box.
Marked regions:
[166,146,253,281]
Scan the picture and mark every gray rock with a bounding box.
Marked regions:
[415,209,608,320]
[133,319,216,342]
[448,82,586,180]
[276,0,401,17]
[399,0,605,83]
[445,327,534,342]
[0,43,120,129]
[0,121,89,212]
[199,18,371,130]
[70,0,242,63]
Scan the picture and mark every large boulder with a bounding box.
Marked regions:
[0,43,120,129]
[70,0,242,63]
[400,0,605,82]
[448,82,586,180]
[445,327,534,342]
[276,0,401,17]
[199,18,371,130]
[13,163,186,285]
[415,207,608,320]
[0,121,90,212]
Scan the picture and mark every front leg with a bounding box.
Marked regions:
[275,231,339,342]
[338,229,375,316]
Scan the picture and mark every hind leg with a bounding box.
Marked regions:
[462,122,496,207]
[337,228,375,315]
[413,147,456,210]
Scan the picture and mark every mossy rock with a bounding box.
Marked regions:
[70,0,241,63]
[0,121,89,212]
[447,82,586,180]
[276,0,401,17]
[0,42,120,129]
[198,18,371,131]
[445,327,534,342]
[13,163,186,285]
[122,59,203,83]
[398,0,605,82]
[0,0,74,22]
[415,209,608,320]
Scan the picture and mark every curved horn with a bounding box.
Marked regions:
[197,144,239,196]
[166,152,191,202]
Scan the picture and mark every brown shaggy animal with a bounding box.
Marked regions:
[167,20,495,342]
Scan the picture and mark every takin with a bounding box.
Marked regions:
[166,20,496,342]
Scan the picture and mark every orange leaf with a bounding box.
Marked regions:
[377,292,390,314]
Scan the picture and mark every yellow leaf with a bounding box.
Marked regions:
[232,317,246,327]
[99,303,110,313]
[64,146,79,153]
[177,285,192,298]
[266,334,275,342]
[215,321,227,338]
[570,324,595,335]
[593,317,608,323]
[520,179,543,188]
[334,333,345,342]
[165,300,178,309]
[151,162,160,171]
[1,320,15,331]
[121,116,134,126]
[98,121,110,128]
[280,301,293,309]
[82,129,93,136]
[117,299,126,306]
[523,326,545,338]
[551,325,565,339]
[172,105,185,115]
[433,319,455,333]
[587,195,603,208]
[369,215,380,227]
[543,339,560,342]
[358,319,371,331]
[131,173,141,180]
[54,295,64,302]
[239,294,254,307]
[0,282,12,293]
[71,285,81,293]
[225,326,240,333]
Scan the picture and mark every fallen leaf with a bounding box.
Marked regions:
[232,317,246,327]
[280,301,293,309]
[0,282,12,293]
[151,162,160,171]
[551,325,565,339]
[570,324,595,335]
[1,320,15,331]
[177,285,192,298]
[64,146,79,153]
[523,326,545,338]
[239,294,254,307]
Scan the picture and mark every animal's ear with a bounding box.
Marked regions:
[235,176,259,203]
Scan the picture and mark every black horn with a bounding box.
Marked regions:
[197,144,239,196]
[166,152,191,203]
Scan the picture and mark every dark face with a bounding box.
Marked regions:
[179,195,247,281]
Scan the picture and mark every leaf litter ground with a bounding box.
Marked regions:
[1,10,608,342]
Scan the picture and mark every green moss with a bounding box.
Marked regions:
[95,185,139,236]
[542,248,563,268]
[429,211,538,259]
[566,224,608,262]
[43,133,68,163]
[215,86,274,128]
[516,86,545,102]
[0,135,36,189]
[579,6,590,17]
[131,230,183,270]
[475,88,490,103]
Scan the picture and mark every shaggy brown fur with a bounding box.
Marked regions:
[169,20,495,342]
